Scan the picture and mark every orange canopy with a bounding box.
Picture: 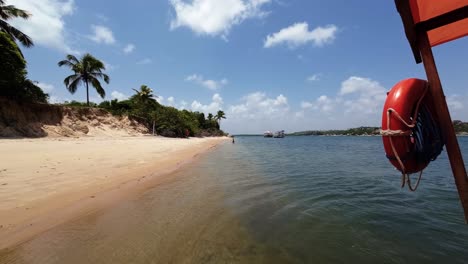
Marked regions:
[409,0,468,46]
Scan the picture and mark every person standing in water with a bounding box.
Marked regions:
[232,136,235,144]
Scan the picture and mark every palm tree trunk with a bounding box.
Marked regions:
[86,81,90,106]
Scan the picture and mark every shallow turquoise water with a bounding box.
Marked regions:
[1,136,468,263]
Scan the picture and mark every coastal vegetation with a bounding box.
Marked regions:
[0,0,34,48]
[454,120,468,135]
[289,127,381,136]
[290,122,468,136]
[0,31,48,103]
[0,3,47,103]
[57,95,225,138]
[96,86,224,137]
[0,2,226,138]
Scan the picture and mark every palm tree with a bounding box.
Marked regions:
[131,85,157,105]
[207,113,214,121]
[0,0,33,47]
[215,110,226,127]
[58,53,110,106]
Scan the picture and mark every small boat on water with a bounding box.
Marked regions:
[264,131,273,137]
[273,130,285,138]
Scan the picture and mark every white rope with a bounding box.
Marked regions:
[382,85,428,191]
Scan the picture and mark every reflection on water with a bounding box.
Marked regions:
[1,137,468,263]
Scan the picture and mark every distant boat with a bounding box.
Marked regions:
[264,131,273,137]
[273,130,285,138]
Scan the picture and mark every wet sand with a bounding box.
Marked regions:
[0,136,228,249]
[0,143,290,263]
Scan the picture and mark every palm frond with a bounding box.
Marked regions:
[58,60,76,68]
[90,72,110,84]
[90,77,106,98]
[1,5,30,20]
[0,20,33,47]
[66,54,79,64]
[64,74,80,86]
[65,75,81,94]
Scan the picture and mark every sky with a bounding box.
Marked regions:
[7,0,468,134]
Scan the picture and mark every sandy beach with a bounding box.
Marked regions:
[0,136,228,249]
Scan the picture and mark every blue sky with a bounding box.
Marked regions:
[8,0,468,134]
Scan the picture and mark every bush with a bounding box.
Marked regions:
[0,32,49,103]
[0,32,26,90]
[21,80,49,103]
[63,100,97,107]
[96,97,226,138]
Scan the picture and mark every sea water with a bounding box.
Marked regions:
[1,136,468,263]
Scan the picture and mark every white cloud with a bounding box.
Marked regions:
[264,22,338,48]
[190,93,224,114]
[223,92,291,133]
[123,43,135,54]
[447,95,464,111]
[300,95,337,113]
[89,25,115,44]
[102,60,118,71]
[300,101,313,109]
[167,96,175,106]
[307,74,321,82]
[446,94,468,121]
[298,76,386,131]
[49,95,62,104]
[221,78,468,134]
[36,82,55,93]
[89,96,105,104]
[136,58,152,65]
[7,0,77,54]
[155,95,164,104]
[229,92,289,119]
[339,76,384,97]
[169,0,271,38]
[186,74,228,90]
[111,91,127,101]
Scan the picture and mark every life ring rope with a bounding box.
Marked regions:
[380,85,428,191]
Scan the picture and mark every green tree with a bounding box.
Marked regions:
[0,31,47,102]
[0,0,33,47]
[99,99,132,116]
[58,53,110,106]
[207,113,214,121]
[129,85,160,122]
[215,110,226,127]
[0,31,25,89]
[152,106,186,137]
[130,85,157,105]
[22,79,49,103]
[195,112,206,129]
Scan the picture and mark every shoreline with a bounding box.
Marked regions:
[0,136,228,250]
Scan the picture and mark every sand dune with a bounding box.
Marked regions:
[0,136,228,249]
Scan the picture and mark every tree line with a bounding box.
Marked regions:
[288,127,381,136]
[0,2,227,138]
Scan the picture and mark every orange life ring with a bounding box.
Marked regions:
[381,78,437,174]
